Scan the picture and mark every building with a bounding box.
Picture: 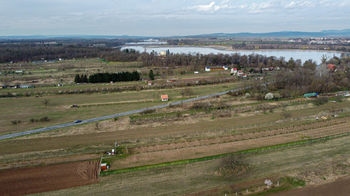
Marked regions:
[231,68,238,75]
[161,94,169,102]
[100,163,108,172]
[237,70,244,77]
[327,64,336,72]
[19,85,34,88]
[147,81,153,86]
[205,65,228,72]
[304,93,319,98]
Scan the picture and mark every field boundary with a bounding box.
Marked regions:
[100,131,350,176]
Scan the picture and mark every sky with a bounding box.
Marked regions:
[0,0,350,36]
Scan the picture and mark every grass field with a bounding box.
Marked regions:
[36,133,350,196]
[0,82,240,134]
[1,58,350,195]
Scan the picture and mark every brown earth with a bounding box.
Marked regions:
[272,176,350,196]
[0,160,99,196]
[0,153,100,170]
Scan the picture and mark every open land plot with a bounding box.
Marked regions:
[0,98,349,170]
[34,133,350,196]
[0,59,144,85]
[0,82,240,134]
[0,160,99,196]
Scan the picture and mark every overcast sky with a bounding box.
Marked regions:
[0,0,349,36]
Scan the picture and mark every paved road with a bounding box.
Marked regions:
[0,86,250,141]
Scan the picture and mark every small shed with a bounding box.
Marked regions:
[100,163,108,171]
[161,94,169,102]
[327,64,336,71]
[304,93,319,98]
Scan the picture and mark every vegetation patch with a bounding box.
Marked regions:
[100,132,350,176]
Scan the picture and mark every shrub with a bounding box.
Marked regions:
[191,102,211,110]
[39,116,50,122]
[181,88,194,97]
[11,120,21,125]
[313,97,329,106]
[281,111,292,119]
[140,109,156,115]
[333,96,343,102]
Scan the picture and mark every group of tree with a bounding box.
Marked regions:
[74,71,141,83]
[270,55,350,97]
[74,74,89,83]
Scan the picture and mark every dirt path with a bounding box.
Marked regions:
[0,160,99,196]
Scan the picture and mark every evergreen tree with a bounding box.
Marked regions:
[74,74,81,83]
[149,70,155,80]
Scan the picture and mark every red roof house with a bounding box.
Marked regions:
[327,64,336,71]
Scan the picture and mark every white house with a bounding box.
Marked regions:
[231,68,238,75]
[237,70,244,76]
[205,67,211,72]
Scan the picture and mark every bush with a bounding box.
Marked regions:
[281,111,292,119]
[11,120,21,125]
[191,102,211,110]
[333,96,343,102]
[181,88,194,97]
[140,109,156,115]
[313,97,329,106]
[39,116,50,122]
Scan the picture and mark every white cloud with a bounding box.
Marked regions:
[285,1,314,9]
[189,1,231,13]
[247,2,274,13]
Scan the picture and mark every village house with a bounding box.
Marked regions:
[161,94,169,102]
[327,64,336,72]
[205,65,228,72]
[237,70,244,77]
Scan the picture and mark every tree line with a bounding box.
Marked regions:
[74,71,140,83]
[268,56,350,97]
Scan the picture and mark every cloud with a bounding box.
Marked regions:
[246,2,274,13]
[285,1,314,9]
[189,1,230,13]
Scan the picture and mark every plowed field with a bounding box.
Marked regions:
[0,161,99,196]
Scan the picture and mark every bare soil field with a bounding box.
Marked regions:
[272,177,350,196]
[0,161,99,196]
[37,134,350,196]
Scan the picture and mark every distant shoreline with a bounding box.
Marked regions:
[124,44,345,54]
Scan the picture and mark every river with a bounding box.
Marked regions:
[121,46,343,64]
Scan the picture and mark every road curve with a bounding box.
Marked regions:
[0,86,249,141]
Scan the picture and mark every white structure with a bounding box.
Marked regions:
[231,68,238,75]
[205,67,211,72]
[159,51,167,56]
[264,179,273,187]
[237,70,244,76]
